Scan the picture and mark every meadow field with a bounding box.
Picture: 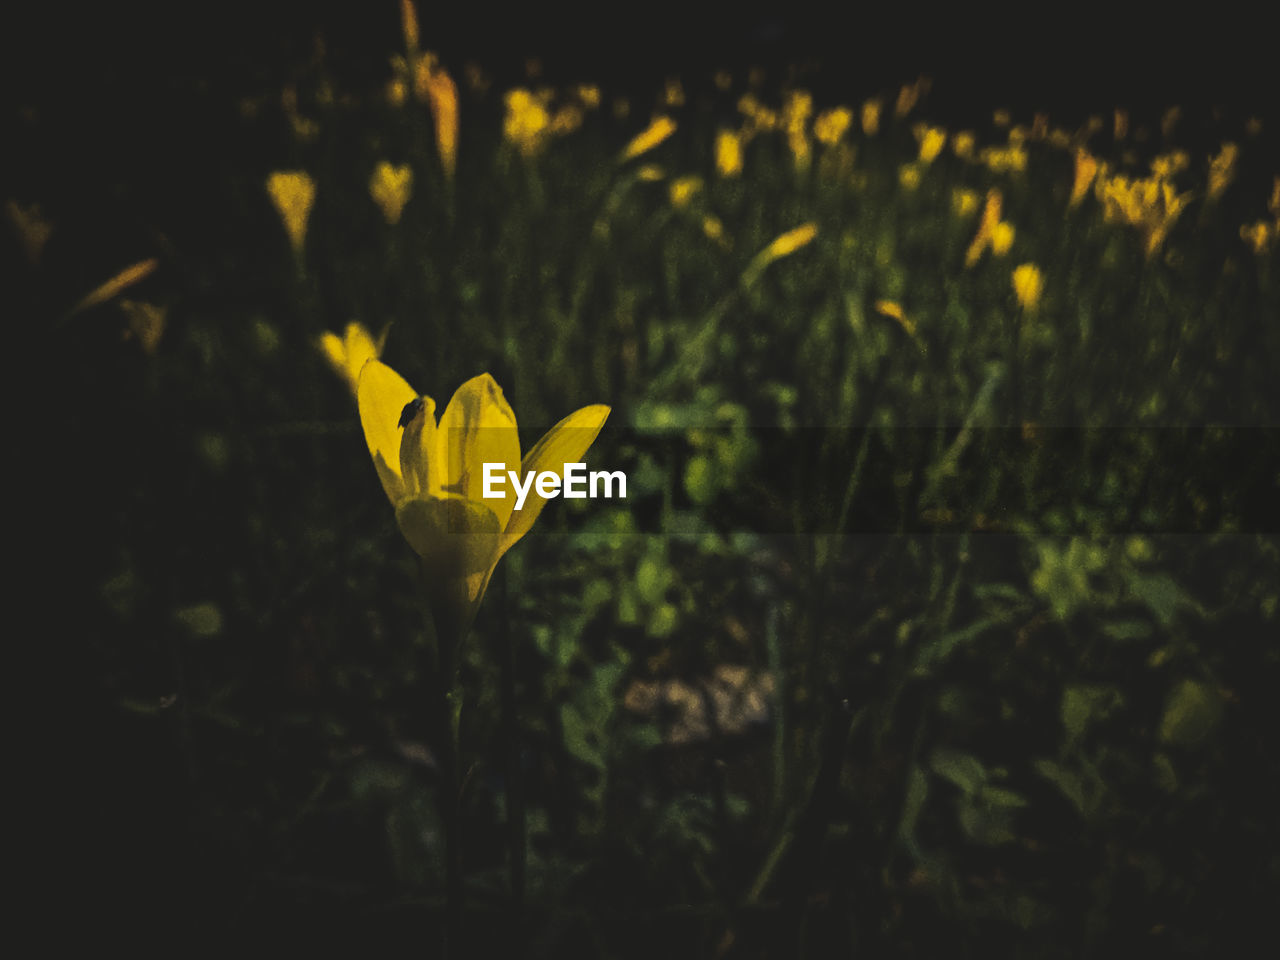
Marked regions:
[22,4,1280,955]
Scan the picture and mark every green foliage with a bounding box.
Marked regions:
[33,45,1280,958]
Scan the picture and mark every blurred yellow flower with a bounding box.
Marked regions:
[576,84,601,110]
[356,363,609,639]
[621,115,677,161]
[119,299,167,355]
[1150,150,1188,181]
[914,124,947,164]
[267,171,315,256]
[951,131,976,160]
[1070,148,1099,208]
[70,258,159,316]
[1096,172,1190,257]
[702,216,729,248]
[981,142,1027,173]
[715,129,744,177]
[386,77,408,108]
[504,88,551,156]
[861,98,882,136]
[635,164,666,182]
[874,300,916,337]
[663,78,685,108]
[993,108,1011,128]
[400,0,420,53]
[549,105,584,136]
[369,162,413,225]
[417,58,459,178]
[1239,221,1274,254]
[1012,263,1044,311]
[952,188,980,217]
[784,90,813,171]
[991,221,1015,256]
[898,163,922,191]
[714,70,733,92]
[1208,142,1238,200]
[669,176,702,210]
[743,222,819,285]
[964,188,1003,266]
[1114,108,1128,141]
[814,107,853,146]
[895,77,929,118]
[320,321,385,396]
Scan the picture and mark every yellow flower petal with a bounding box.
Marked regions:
[501,404,611,555]
[435,374,523,527]
[620,115,677,162]
[357,359,418,504]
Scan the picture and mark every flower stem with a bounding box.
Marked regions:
[496,566,526,923]
[420,582,463,957]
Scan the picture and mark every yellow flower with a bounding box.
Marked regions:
[784,90,813,171]
[504,88,551,157]
[874,300,916,337]
[575,84,601,110]
[762,222,817,259]
[549,105,584,136]
[814,107,853,146]
[69,258,159,316]
[369,162,414,225]
[266,171,315,256]
[635,164,665,182]
[898,163,922,191]
[1012,263,1044,311]
[951,188,980,217]
[744,222,819,284]
[663,78,685,108]
[914,124,947,164]
[702,216,729,248]
[1070,148,1099,208]
[399,0,420,53]
[320,321,385,396]
[861,98,882,136]
[951,131,976,160]
[991,222,1015,256]
[357,363,610,640]
[1114,108,1128,141]
[1150,150,1188,181]
[620,115,677,162]
[715,129,744,177]
[895,76,929,118]
[669,176,702,210]
[1208,142,1238,200]
[965,188,1003,266]
[418,59,459,178]
[980,142,1027,173]
[993,108,1011,128]
[1239,221,1274,254]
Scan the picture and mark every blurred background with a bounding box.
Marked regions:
[15,1,1279,955]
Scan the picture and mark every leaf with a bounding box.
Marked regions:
[1061,684,1124,742]
[1102,619,1154,641]
[1033,758,1088,816]
[1129,572,1185,626]
[929,748,987,794]
[1159,679,1224,746]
